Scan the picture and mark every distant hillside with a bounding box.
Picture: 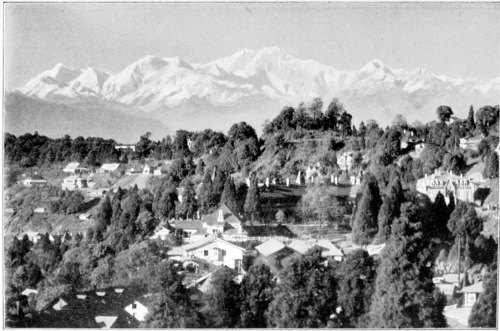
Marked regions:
[4,93,171,143]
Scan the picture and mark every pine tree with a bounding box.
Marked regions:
[467,105,476,131]
[240,263,275,327]
[368,205,447,328]
[375,176,403,243]
[432,192,451,241]
[95,195,113,232]
[178,180,197,219]
[244,174,261,227]
[352,173,381,245]
[221,177,239,213]
[337,249,375,327]
[267,248,337,327]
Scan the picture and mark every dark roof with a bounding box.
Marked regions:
[38,286,146,328]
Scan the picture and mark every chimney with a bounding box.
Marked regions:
[265,178,270,187]
[334,176,338,185]
[286,177,290,187]
[218,210,224,223]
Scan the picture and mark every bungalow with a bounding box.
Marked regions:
[337,151,354,171]
[149,227,171,241]
[18,231,43,243]
[459,136,482,151]
[142,164,156,175]
[125,166,142,175]
[21,178,47,187]
[168,236,246,273]
[124,300,149,322]
[79,213,92,221]
[460,282,484,307]
[61,175,89,191]
[115,144,136,152]
[34,207,46,214]
[63,162,80,173]
[255,238,295,270]
[97,163,123,174]
[153,168,164,176]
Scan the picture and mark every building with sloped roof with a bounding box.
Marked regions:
[37,287,148,328]
[416,169,477,203]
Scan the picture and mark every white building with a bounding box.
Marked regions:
[21,178,47,187]
[337,151,354,171]
[97,163,123,173]
[169,236,245,273]
[124,300,149,322]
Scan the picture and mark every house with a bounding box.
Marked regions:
[5,207,16,214]
[61,175,90,190]
[171,221,208,243]
[153,168,164,176]
[63,162,80,173]
[416,169,477,203]
[37,287,146,328]
[125,166,142,175]
[168,236,246,273]
[459,136,482,151]
[460,282,484,307]
[21,288,38,297]
[435,283,457,297]
[150,227,171,241]
[172,203,247,243]
[20,178,47,187]
[34,207,46,214]
[87,189,108,198]
[400,129,423,149]
[304,163,323,184]
[79,213,92,221]
[142,164,156,175]
[337,151,354,171]
[18,231,43,243]
[115,144,136,152]
[97,163,123,174]
[124,300,149,322]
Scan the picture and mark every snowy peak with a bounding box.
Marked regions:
[15,47,500,126]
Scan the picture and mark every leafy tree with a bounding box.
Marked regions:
[352,173,381,245]
[436,105,454,123]
[201,267,241,328]
[469,262,497,327]
[244,174,261,226]
[240,263,275,327]
[368,207,447,328]
[483,152,499,179]
[476,105,499,136]
[267,248,337,327]
[336,249,376,327]
[301,184,346,228]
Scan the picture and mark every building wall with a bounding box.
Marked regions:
[190,241,243,270]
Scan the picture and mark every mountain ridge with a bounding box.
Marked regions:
[8,47,500,135]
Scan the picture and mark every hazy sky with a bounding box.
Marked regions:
[4,2,500,90]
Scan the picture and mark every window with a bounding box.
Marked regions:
[204,250,208,256]
[132,303,137,309]
[204,263,209,270]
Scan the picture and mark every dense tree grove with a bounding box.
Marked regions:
[4,98,499,328]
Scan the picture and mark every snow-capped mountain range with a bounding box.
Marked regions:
[9,47,500,137]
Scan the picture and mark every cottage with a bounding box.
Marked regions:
[61,175,89,190]
[153,168,164,176]
[169,236,246,273]
[34,207,46,214]
[79,213,92,221]
[21,178,47,187]
[149,227,171,241]
[172,221,208,243]
[142,164,156,175]
[115,144,136,152]
[124,300,149,322]
[459,136,482,151]
[97,163,123,174]
[337,151,354,171]
[460,282,484,307]
[63,162,80,173]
